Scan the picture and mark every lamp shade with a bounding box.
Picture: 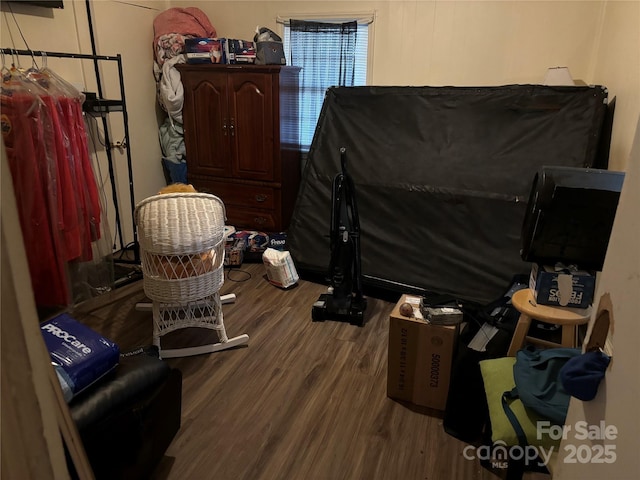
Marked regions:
[543,66,575,86]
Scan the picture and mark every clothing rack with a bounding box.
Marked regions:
[1,47,139,266]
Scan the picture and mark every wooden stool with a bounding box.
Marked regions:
[507,288,591,356]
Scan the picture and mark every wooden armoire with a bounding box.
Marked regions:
[177,64,301,231]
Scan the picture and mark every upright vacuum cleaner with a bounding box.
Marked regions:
[312,148,367,326]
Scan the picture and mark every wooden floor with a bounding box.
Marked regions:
[73,263,549,480]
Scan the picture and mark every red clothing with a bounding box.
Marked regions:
[1,77,105,307]
[42,94,83,261]
[2,87,70,306]
[68,97,102,243]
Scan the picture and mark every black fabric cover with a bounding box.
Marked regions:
[287,85,608,304]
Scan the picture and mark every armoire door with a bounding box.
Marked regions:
[181,70,230,177]
[228,72,275,182]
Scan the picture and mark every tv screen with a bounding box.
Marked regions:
[521,166,624,271]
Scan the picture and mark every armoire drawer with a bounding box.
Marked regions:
[193,179,277,210]
[226,207,278,231]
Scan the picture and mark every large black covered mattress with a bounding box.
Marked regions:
[287,85,608,304]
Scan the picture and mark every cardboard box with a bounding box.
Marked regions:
[224,39,256,64]
[387,295,458,410]
[230,231,288,263]
[185,37,226,64]
[529,264,595,308]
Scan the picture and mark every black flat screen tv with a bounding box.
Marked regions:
[521,166,625,271]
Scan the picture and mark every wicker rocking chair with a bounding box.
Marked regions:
[134,192,249,358]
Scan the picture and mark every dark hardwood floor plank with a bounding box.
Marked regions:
[71,262,547,480]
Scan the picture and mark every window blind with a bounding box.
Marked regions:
[284,21,369,150]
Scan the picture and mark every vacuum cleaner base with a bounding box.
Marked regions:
[312,293,367,326]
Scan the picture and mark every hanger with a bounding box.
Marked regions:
[37,51,84,100]
[23,47,40,73]
[25,51,55,91]
[1,51,11,82]
[1,49,27,85]
[2,49,50,116]
[5,49,32,83]
[10,48,23,74]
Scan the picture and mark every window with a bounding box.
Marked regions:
[282,18,370,151]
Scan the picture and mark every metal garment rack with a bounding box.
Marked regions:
[1,47,139,266]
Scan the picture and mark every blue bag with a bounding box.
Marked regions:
[501,346,580,446]
[512,346,581,423]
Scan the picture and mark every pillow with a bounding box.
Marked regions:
[479,357,561,450]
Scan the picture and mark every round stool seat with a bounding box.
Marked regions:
[507,288,591,356]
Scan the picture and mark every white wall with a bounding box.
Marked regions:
[181,0,639,172]
[2,0,637,247]
[175,0,604,86]
[1,2,639,476]
[554,117,640,480]
[87,0,169,246]
[591,0,640,173]
[1,0,167,248]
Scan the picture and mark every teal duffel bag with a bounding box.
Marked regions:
[502,346,581,445]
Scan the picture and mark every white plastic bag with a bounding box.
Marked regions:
[262,248,298,288]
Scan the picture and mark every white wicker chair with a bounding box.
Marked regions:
[134,192,249,358]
